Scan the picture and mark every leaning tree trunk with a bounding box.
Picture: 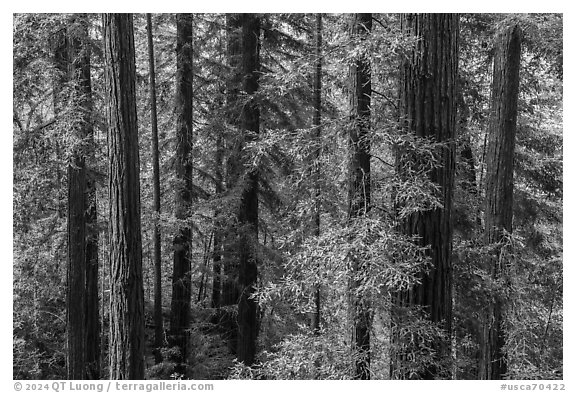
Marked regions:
[146,12,164,365]
[478,22,521,381]
[391,13,458,380]
[348,13,372,380]
[236,13,261,367]
[170,13,194,375]
[103,13,145,380]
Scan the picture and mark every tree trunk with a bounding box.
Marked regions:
[62,22,87,378]
[391,13,458,380]
[478,22,521,381]
[454,80,481,236]
[146,12,164,365]
[453,78,480,379]
[85,164,100,380]
[211,131,224,310]
[348,13,372,380]
[220,14,243,354]
[170,13,194,375]
[103,13,145,380]
[211,26,226,313]
[457,83,477,196]
[67,60,86,379]
[60,16,97,379]
[236,13,260,367]
[70,15,101,380]
[311,12,322,335]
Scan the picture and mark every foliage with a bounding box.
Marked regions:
[13,13,562,380]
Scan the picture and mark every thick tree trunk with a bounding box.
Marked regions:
[55,24,86,380]
[61,16,98,379]
[236,13,260,366]
[67,136,87,379]
[146,13,164,365]
[391,13,458,380]
[348,13,372,380]
[311,12,322,335]
[103,13,145,380]
[478,22,521,381]
[70,15,100,380]
[170,13,194,374]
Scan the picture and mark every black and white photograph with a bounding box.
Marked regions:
[12,11,563,384]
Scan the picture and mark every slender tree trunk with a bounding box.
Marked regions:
[211,131,224,310]
[453,79,480,380]
[236,13,261,366]
[85,169,100,380]
[348,13,372,380]
[210,26,226,313]
[220,14,243,354]
[478,22,521,381]
[103,13,145,380]
[52,24,68,219]
[311,12,322,335]
[454,80,481,237]
[170,13,194,374]
[457,83,477,196]
[391,13,458,380]
[146,12,164,365]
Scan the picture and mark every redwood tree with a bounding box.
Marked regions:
[348,13,372,380]
[311,12,322,334]
[479,22,522,380]
[146,12,164,365]
[220,14,242,354]
[236,13,261,366]
[59,21,86,380]
[391,13,459,380]
[170,13,194,373]
[103,13,145,380]
[71,15,100,380]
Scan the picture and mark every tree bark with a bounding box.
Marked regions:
[211,21,227,314]
[60,16,98,379]
[220,14,243,354]
[311,12,322,335]
[348,13,372,380]
[103,13,145,380]
[62,23,87,377]
[70,15,101,380]
[146,12,164,365]
[391,13,458,380]
[170,13,194,374]
[211,131,224,310]
[236,13,260,366]
[478,22,521,381]
[454,80,481,236]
